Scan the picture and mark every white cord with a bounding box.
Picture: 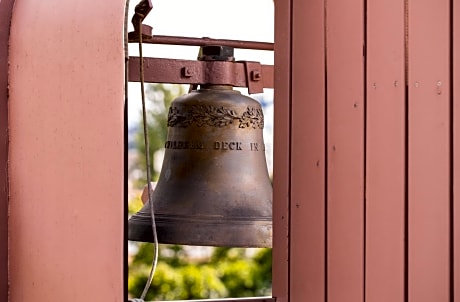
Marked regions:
[125,1,159,300]
[138,17,160,301]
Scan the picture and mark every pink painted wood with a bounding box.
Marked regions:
[407,0,451,301]
[365,0,406,301]
[8,0,125,300]
[0,0,14,300]
[454,0,460,299]
[325,0,365,300]
[290,0,326,301]
[272,0,291,300]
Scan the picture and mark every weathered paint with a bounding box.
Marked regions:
[275,0,458,301]
[272,0,290,300]
[326,0,365,300]
[365,0,406,300]
[290,0,326,300]
[8,0,125,300]
[407,0,451,300]
[0,0,15,300]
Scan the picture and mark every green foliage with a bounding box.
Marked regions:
[128,244,272,300]
[132,84,187,188]
[128,194,143,216]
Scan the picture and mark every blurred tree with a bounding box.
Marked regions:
[128,83,272,300]
[131,83,186,188]
[128,244,272,300]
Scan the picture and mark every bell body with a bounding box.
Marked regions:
[128,85,272,247]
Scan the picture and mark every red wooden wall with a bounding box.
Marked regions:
[273,0,459,301]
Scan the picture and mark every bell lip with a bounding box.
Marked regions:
[129,212,272,222]
[128,215,272,248]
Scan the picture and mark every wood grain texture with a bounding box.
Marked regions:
[0,0,15,300]
[272,0,291,300]
[325,0,365,300]
[8,0,126,300]
[365,0,406,301]
[290,0,327,300]
[407,0,451,301]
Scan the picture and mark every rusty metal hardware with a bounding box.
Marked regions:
[129,32,275,51]
[241,61,265,94]
[128,23,274,51]
[128,57,273,94]
[130,0,153,39]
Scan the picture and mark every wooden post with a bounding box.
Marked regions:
[290,0,327,300]
[407,0,451,300]
[8,0,125,300]
[326,0,365,300]
[366,0,406,300]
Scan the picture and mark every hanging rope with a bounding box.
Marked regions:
[127,1,159,299]
[138,17,160,301]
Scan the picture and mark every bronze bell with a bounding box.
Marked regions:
[128,46,272,247]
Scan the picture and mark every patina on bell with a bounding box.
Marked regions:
[128,46,272,247]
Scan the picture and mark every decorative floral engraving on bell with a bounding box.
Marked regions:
[128,84,272,247]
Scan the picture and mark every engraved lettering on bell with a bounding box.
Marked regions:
[165,140,205,150]
[214,141,243,150]
[167,105,264,129]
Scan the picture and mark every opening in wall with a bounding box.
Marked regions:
[125,1,275,300]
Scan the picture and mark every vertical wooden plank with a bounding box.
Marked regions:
[408,0,451,301]
[272,0,291,300]
[0,0,15,300]
[8,0,125,300]
[326,0,365,301]
[290,0,326,300]
[365,0,406,301]
[453,0,460,299]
